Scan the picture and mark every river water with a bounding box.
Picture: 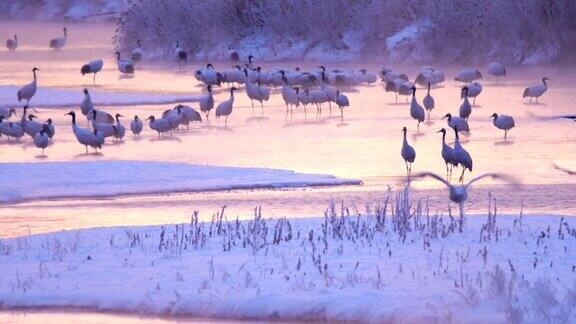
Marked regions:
[1,20,575,238]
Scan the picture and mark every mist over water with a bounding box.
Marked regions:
[1,21,576,237]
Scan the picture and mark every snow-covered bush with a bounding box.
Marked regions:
[114,0,576,64]
[0,0,127,21]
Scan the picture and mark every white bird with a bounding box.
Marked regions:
[195,64,223,86]
[6,35,17,51]
[18,105,36,135]
[91,110,116,138]
[385,79,413,103]
[162,106,183,130]
[215,87,237,126]
[306,89,329,119]
[130,115,143,135]
[132,40,143,62]
[380,67,408,83]
[401,126,416,173]
[49,27,67,50]
[280,71,300,120]
[113,113,126,140]
[487,62,506,83]
[490,113,515,140]
[6,121,24,140]
[523,77,549,103]
[462,82,482,105]
[65,111,101,153]
[423,82,434,119]
[23,113,44,137]
[17,67,39,104]
[459,87,472,120]
[174,41,188,68]
[415,66,445,86]
[454,68,482,83]
[33,124,50,155]
[335,90,349,122]
[444,113,470,133]
[221,66,246,86]
[81,59,103,84]
[452,126,473,182]
[0,107,16,119]
[43,118,55,140]
[80,88,94,117]
[92,129,105,151]
[437,128,457,180]
[409,86,425,130]
[115,52,135,76]
[296,88,312,119]
[410,172,519,216]
[245,73,270,117]
[177,105,202,129]
[0,116,17,139]
[198,85,215,121]
[147,115,172,137]
[554,163,576,176]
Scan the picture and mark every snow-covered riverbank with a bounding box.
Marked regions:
[0,161,361,204]
[0,191,574,322]
[0,85,199,108]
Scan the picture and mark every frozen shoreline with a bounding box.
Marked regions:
[0,85,199,109]
[0,161,361,204]
[0,192,574,322]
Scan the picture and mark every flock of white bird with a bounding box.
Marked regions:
[3,28,568,209]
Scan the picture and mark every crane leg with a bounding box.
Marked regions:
[340,108,343,122]
[225,116,228,127]
[251,100,255,116]
[285,104,289,120]
[93,73,96,84]
[458,203,464,232]
[459,168,466,183]
[261,102,264,117]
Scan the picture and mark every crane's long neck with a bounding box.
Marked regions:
[542,78,547,86]
[427,83,431,94]
[33,70,37,79]
[71,114,76,125]
[441,131,446,144]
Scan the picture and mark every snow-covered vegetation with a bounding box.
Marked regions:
[114,0,576,65]
[0,0,127,21]
[0,188,574,322]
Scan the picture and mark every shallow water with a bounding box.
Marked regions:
[1,20,576,240]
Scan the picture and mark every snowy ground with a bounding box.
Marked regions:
[0,190,574,322]
[0,85,198,109]
[0,161,361,204]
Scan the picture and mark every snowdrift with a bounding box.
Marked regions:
[0,85,199,109]
[0,161,361,204]
[0,193,574,322]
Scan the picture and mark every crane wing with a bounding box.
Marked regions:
[466,173,520,189]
